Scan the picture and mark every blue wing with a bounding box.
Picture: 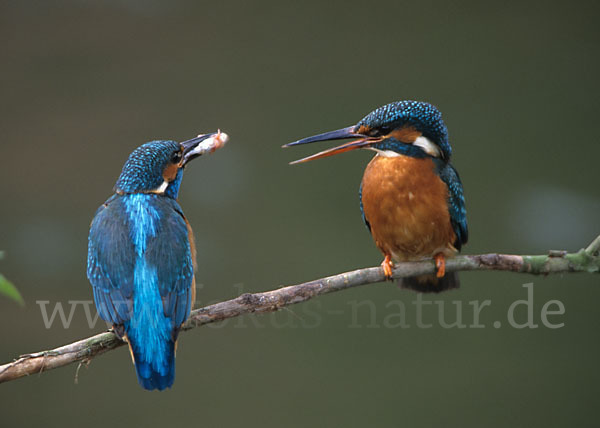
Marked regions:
[438,163,468,250]
[87,195,194,330]
[87,194,136,325]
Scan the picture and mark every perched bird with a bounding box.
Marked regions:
[87,131,228,390]
[284,101,467,292]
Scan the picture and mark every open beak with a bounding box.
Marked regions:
[181,130,229,165]
[283,126,375,164]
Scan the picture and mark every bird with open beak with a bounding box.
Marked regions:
[284,101,467,293]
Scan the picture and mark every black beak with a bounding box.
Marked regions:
[180,132,218,165]
[283,126,362,147]
[283,125,375,164]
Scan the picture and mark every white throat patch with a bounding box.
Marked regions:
[369,148,401,157]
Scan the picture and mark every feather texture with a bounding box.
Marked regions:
[360,155,466,293]
[87,193,194,390]
[436,161,468,250]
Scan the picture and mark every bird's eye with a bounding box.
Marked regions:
[171,151,183,163]
[375,127,390,136]
[368,128,383,137]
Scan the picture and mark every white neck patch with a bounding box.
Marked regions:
[413,136,441,157]
[150,180,169,194]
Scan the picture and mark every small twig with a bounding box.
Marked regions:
[585,234,600,256]
[74,359,91,385]
[1,235,599,385]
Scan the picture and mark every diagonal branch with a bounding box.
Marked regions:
[1,236,599,385]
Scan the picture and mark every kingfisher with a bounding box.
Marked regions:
[284,101,467,292]
[87,131,228,390]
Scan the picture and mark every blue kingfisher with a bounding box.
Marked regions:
[87,131,228,390]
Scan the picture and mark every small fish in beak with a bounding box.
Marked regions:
[182,130,229,165]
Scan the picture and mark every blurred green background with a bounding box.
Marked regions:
[1,1,599,426]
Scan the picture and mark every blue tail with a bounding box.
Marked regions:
[125,307,177,390]
[130,336,176,391]
[123,253,180,391]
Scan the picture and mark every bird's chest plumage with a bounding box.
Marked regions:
[360,154,456,261]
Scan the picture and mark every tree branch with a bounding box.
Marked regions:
[1,236,599,384]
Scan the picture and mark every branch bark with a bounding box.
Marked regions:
[1,236,599,384]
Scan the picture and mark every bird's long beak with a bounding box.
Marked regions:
[283,126,374,164]
[181,130,229,165]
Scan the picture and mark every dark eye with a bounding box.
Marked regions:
[375,126,390,136]
[171,151,182,163]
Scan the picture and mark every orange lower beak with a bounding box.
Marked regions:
[284,126,375,164]
[289,138,373,164]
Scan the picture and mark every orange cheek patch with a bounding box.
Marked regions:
[389,126,422,143]
[162,163,179,182]
[356,125,371,135]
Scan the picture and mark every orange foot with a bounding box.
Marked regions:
[434,253,446,278]
[381,255,394,279]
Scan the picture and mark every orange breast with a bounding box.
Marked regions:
[361,154,456,261]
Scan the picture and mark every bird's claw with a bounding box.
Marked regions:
[381,255,394,279]
[434,253,446,278]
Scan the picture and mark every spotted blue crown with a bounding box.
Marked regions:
[115,141,180,194]
[358,101,452,160]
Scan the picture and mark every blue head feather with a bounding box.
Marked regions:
[165,169,184,199]
[115,141,182,196]
[357,101,452,160]
[370,140,430,159]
